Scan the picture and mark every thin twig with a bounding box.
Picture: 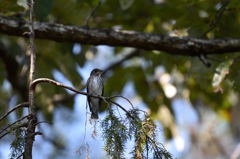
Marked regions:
[0,102,29,122]
[108,100,134,119]
[0,115,29,139]
[103,50,140,75]
[108,95,134,109]
[0,123,27,139]
[33,121,52,127]
[198,54,211,67]
[146,135,170,158]
[84,0,102,26]
[34,131,43,136]
[0,115,29,135]
[16,153,24,159]
[201,0,231,37]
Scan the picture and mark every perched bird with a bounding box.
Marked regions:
[86,68,104,119]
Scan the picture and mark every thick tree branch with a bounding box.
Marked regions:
[0,16,240,55]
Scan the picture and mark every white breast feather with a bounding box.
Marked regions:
[89,76,103,95]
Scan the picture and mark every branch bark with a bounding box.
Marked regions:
[24,0,37,158]
[0,16,240,56]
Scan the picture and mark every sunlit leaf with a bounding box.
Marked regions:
[212,59,233,92]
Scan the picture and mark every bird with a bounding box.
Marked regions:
[86,68,104,119]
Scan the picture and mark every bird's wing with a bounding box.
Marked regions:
[99,79,104,106]
[86,78,92,111]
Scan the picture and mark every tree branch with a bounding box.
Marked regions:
[0,115,29,139]
[108,99,134,119]
[24,0,37,158]
[1,16,240,56]
[84,0,102,26]
[30,78,135,118]
[201,0,231,37]
[0,102,29,122]
[0,122,27,140]
[103,49,140,75]
[108,95,134,109]
[30,78,88,95]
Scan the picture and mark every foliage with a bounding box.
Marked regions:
[0,0,240,158]
[128,110,172,159]
[101,108,128,159]
[102,108,172,159]
[10,128,26,159]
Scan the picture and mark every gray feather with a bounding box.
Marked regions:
[87,71,103,119]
